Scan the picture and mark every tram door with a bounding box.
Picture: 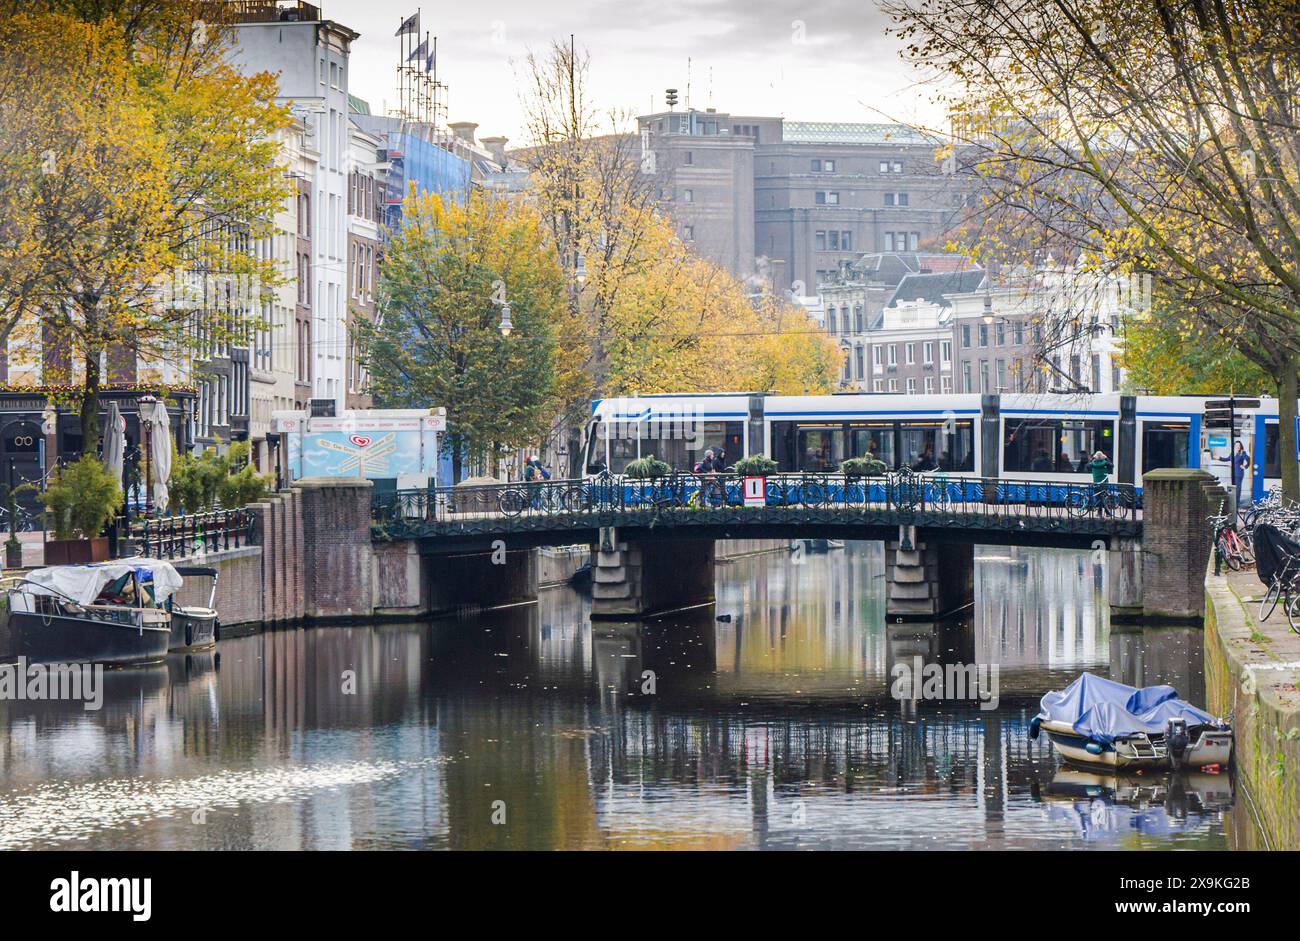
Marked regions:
[1,420,43,514]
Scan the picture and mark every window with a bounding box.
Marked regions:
[828,231,840,250]
[685,151,693,165]
[841,310,850,333]
[978,324,989,347]
[1003,418,1115,473]
[889,379,899,392]
[1092,354,1102,392]
[842,231,852,251]
[961,324,971,348]
[879,161,890,173]
[887,344,897,366]
[816,191,839,205]
[941,376,952,394]
[854,305,864,333]
[1142,422,1190,474]
[811,159,821,172]
[962,362,972,393]
[885,193,896,207]
[874,379,884,392]
[816,191,826,205]
[995,321,1005,346]
[980,360,990,393]
[1013,321,1024,345]
[824,159,835,172]
[906,377,917,394]
[924,377,934,394]
[872,345,884,368]
[816,230,827,251]
[940,340,952,363]
[683,189,693,202]
[883,233,895,252]
[898,193,909,207]
[923,341,934,365]
[854,345,864,379]
[909,232,920,250]
[827,309,837,334]
[683,225,694,241]
[996,358,1006,390]
[905,343,915,365]
[892,161,903,173]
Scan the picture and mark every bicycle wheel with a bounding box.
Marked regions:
[1260,580,1281,622]
[1287,592,1300,637]
[497,488,529,517]
[1067,489,1091,518]
[1217,536,1242,570]
[801,480,828,508]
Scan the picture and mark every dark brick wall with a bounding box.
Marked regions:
[295,478,374,621]
[1141,468,1225,621]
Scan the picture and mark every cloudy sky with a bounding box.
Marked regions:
[332,0,948,144]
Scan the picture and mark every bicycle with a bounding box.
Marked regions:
[1068,483,1120,518]
[1210,513,1252,571]
[925,470,956,511]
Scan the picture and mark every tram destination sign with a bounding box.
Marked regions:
[1204,397,1260,428]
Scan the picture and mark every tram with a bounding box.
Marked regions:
[580,391,1291,503]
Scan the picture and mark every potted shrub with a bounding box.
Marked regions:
[624,455,671,479]
[40,454,124,564]
[839,456,888,478]
[0,481,34,569]
[732,455,778,477]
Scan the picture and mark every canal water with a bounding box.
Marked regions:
[0,543,1248,850]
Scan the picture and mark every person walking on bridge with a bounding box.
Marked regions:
[1087,450,1111,513]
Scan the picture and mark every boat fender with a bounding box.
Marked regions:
[1028,716,1041,740]
[1085,741,1104,756]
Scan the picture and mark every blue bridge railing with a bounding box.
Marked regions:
[371,470,1140,540]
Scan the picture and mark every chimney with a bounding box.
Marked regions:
[481,136,509,166]
[448,121,478,146]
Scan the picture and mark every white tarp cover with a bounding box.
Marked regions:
[23,560,184,606]
[148,400,172,512]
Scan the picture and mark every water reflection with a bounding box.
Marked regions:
[0,543,1245,850]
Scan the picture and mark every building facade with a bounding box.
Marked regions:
[345,119,384,410]
[639,109,966,293]
[229,2,358,412]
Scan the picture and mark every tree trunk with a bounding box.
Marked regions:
[451,446,462,486]
[1277,367,1299,504]
[80,349,101,457]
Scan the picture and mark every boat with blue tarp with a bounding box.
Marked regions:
[1030,673,1233,771]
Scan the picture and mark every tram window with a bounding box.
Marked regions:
[939,421,975,472]
[899,423,940,471]
[796,426,846,472]
[1004,419,1112,473]
[602,419,743,473]
[1265,424,1280,478]
[585,422,605,472]
[608,429,640,474]
[1141,422,1189,474]
[849,423,896,469]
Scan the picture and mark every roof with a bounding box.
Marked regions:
[850,252,982,287]
[348,95,371,116]
[782,122,937,145]
[886,270,987,309]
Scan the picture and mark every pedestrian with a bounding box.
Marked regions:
[1231,440,1251,511]
[1088,449,1111,511]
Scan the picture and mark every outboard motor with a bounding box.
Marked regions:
[1166,717,1190,770]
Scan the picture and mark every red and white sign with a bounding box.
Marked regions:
[743,476,766,507]
[349,434,373,448]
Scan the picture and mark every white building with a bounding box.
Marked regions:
[228,5,358,413]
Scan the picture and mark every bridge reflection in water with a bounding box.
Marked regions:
[0,544,1247,850]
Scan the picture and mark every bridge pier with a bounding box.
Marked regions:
[1139,468,1226,622]
[884,527,974,622]
[1107,535,1144,621]
[591,528,715,619]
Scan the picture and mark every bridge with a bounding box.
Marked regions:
[365,469,1215,623]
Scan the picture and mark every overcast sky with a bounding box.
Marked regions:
[332,0,948,145]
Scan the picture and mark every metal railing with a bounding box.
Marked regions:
[131,508,256,560]
[371,469,1141,540]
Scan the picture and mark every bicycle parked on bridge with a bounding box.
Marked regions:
[1210,510,1254,571]
[1253,523,1300,630]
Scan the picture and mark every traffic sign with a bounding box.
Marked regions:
[743,476,766,507]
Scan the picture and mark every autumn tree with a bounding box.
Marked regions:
[886,0,1300,499]
[360,189,564,482]
[0,3,288,448]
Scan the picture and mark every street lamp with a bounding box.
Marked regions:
[498,301,513,337]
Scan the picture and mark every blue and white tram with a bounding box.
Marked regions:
[581,392,1230,500]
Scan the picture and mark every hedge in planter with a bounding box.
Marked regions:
[40,455,123,563]
[840,457,888,477]
[624,455,671,478]
[732,455,778,476]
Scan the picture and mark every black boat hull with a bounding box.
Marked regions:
[168,610,217,652]
[8,612,171,665]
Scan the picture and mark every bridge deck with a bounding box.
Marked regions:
[373,472,1143,549]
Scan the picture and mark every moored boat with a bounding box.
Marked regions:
[1030,673,1232,772]
[1,560,183,665]
[167,566,219,652]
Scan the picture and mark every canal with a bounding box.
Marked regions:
[0,543,1252,850]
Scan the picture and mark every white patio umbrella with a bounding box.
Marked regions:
[147,399,172,513]
[101,401,126,487]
